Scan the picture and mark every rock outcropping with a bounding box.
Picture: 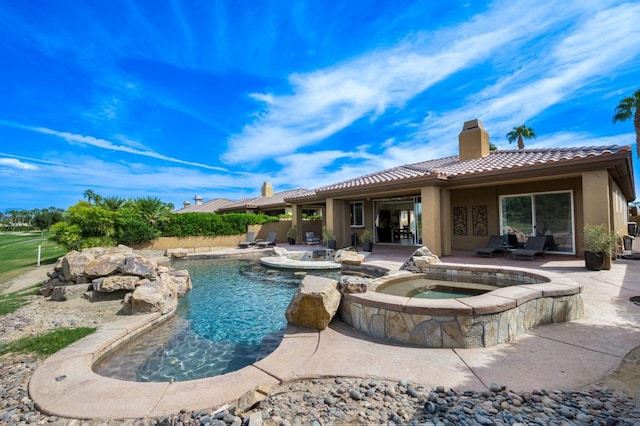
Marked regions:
[400,246,441,272]
[40,245,191,315]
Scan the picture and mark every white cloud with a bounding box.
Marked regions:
[221,0,572,165]
[0,120,230,172]
[356,1,640,169]
[0,158,38,170]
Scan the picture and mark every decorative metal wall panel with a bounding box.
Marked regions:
[472,205,488,236]
[453,206,467,236]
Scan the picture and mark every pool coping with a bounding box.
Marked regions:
[29,313,321,419]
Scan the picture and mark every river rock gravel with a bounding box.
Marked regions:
[1,350,639,425]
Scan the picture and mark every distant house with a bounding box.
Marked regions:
[176,182,316,218]
[175,196,234,213]
[285,119,636,256]
[217,182,311,217]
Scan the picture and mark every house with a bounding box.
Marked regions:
[175,196,234,213]
[216,182,312,217]
[285,119,636,256]
[177,182,317,218]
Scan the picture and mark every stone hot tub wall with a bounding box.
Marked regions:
[339,264,584,348]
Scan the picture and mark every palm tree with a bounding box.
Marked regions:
[100,196,126,211]
[83,189,96,204]
[133,197,173,227]
[612,89,640,158]
[506,125,536,150]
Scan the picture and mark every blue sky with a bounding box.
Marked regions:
[1,0,639,212]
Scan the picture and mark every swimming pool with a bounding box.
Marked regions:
[94,258,338,382]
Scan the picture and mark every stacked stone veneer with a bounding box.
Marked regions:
[339,264,584,348]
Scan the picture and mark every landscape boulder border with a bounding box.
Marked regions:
[39,245,191,315]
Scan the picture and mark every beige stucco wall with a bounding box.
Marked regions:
[450,186,499,251]
[449,177,583,252]
[131,220,315,251]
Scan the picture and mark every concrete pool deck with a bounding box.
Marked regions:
[29,245,640,420]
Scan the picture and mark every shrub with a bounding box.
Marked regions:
[583,224,615,254]
[116,213,160,245]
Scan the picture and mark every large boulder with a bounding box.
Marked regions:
[123,280,177,315]
[285,275,341,330]
[338,275,370,294]
[165,248,188,258]
[39,277,65,297]
[400,246,441,271]
[120,255,157,278]
[158,269,192,297]
[62,250,96,283]
[84,254,125,279]
[92,275,141,292]
[50,284,91,301]
[334,250,365,265]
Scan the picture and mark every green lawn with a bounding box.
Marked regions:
[0,231,67,284]
[0,327,96,356]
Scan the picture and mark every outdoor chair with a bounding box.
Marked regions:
[507,233,525,248]
[474,235,506,257]
[238,231,258,248]
[305,232,321,245]
[511,236,546,260]
[256,232,277,248]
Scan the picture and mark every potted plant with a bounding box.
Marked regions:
[583,224,615,271]
[287,225,297,245]
[361,229,374,252]
[322,227,336,249]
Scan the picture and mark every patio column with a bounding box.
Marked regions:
[421,186,442,256]
[440,189,452,256]
[326,198,348,246]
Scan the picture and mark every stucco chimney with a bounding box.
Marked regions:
[183,200,191,208]
[458,119,490,161]
[261,181,274,197]
[194,195,203,205]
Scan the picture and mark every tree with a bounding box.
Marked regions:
[612,89,640,158]
[506,125,536,150]
[100,196,126,211]
[132,197,173,227]
[83,189,96,204]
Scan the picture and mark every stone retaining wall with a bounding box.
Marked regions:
[339,264,584,348]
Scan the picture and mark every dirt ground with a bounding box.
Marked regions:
[1,264,639,399]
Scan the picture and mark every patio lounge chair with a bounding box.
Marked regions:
[474,235,506,257]
[305,232,321,245]
[238,231,258,248]
[511,236,546,260]
[256,232,277,248]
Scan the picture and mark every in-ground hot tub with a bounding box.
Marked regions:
[339,263,583,348]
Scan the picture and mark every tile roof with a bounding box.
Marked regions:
[218,188,307,211]
[288,145,631,200]
[174,198,234,213]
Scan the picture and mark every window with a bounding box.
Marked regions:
[351,201,364,227]
[499,191,574,254]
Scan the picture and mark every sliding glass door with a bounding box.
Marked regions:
[500,191,574,254]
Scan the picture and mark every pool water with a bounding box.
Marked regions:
[94,258,338,382]
[411,286,485,299]
[377,277,495,299]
